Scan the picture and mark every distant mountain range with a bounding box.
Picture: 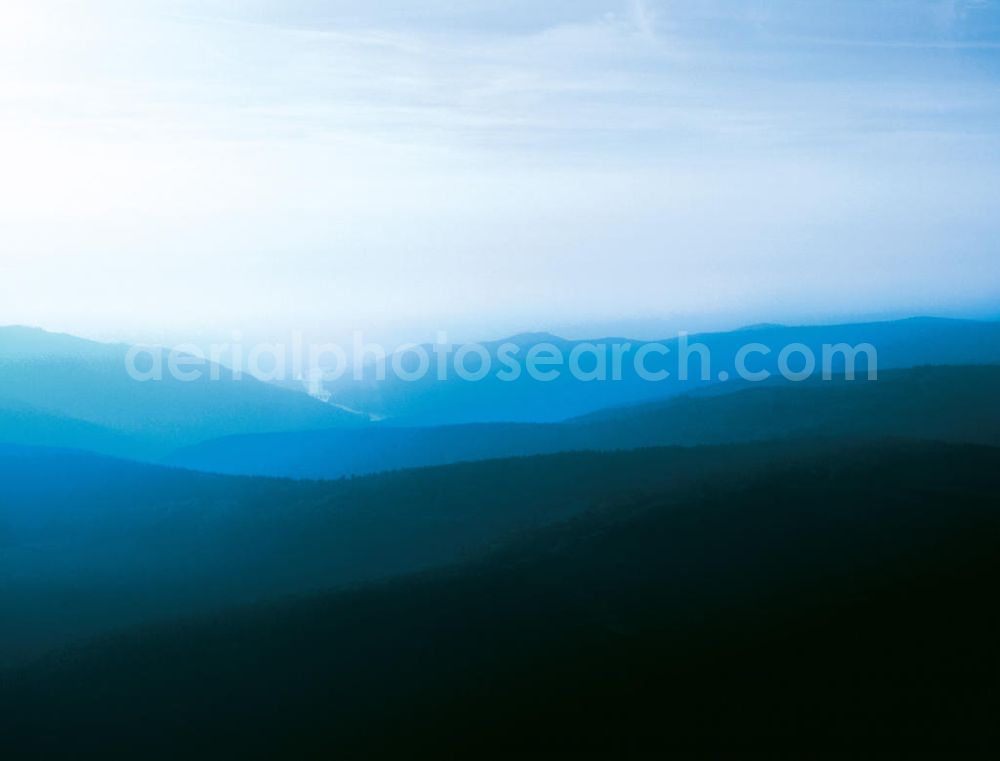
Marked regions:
[319,317,1000,424]
[3,317,1000,464]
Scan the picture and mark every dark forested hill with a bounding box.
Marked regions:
[169,364,1000,478]
[3,439,999,756]
[1,439,812,666]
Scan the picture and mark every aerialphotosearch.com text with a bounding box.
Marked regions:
[124,331,879,394]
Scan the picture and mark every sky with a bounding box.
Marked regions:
[1,0,999,345]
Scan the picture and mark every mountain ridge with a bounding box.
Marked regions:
[168,364,1000,479]
[320,316,1000,424]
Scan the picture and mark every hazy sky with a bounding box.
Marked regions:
[2,0,999,343]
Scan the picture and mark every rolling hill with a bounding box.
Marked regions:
[3,438,998,756]
[169,364,1000,478]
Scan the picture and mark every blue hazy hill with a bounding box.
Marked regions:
[0,326,366,458]
[319,317,1000,424]
[4,317,998,465]
[169,364,1000,479]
